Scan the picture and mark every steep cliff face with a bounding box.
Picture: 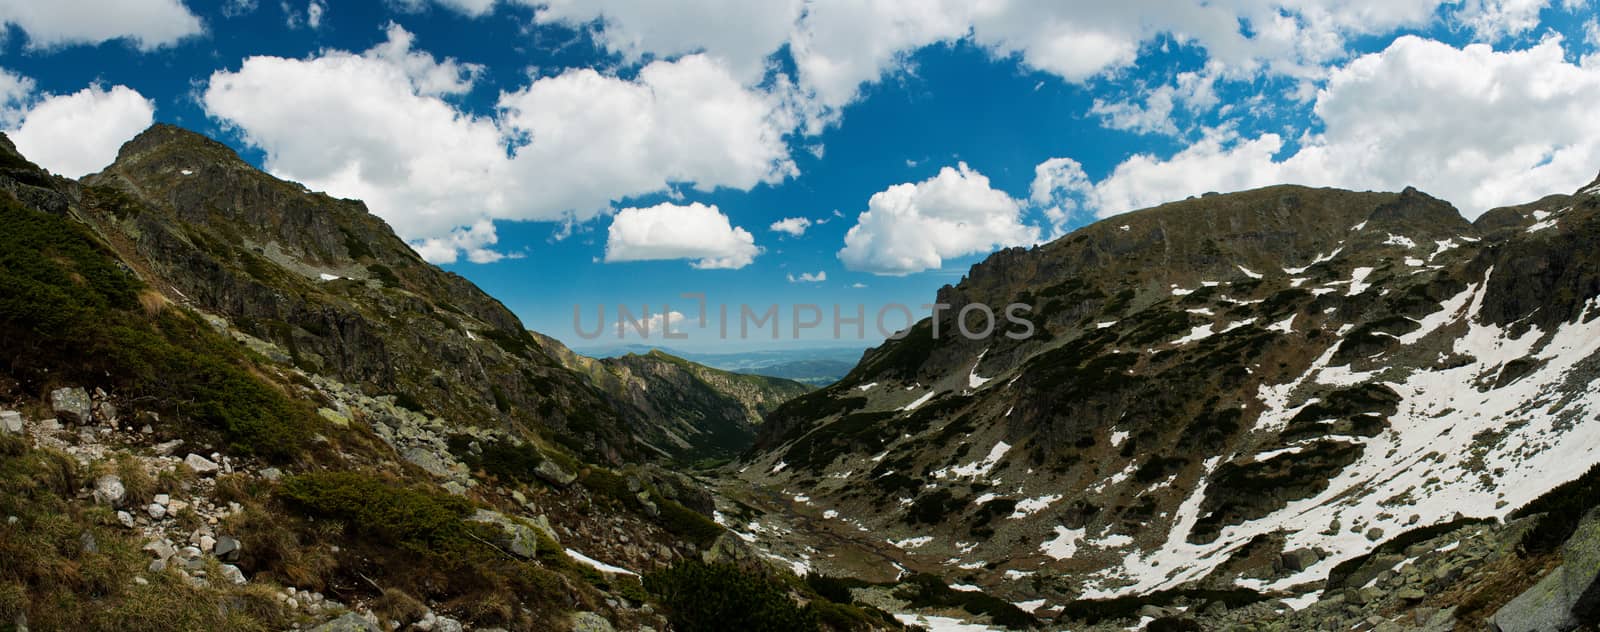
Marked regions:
[732,175,1600,626]
[76,124,641,464]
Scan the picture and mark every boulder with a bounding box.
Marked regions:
[49,387,91,424]
[218,564,247,585]
[1562,507,1600,620]
[1281,547,1321,572]
[1493,566,1577,632]
[308,612,380,632]
[402,446,454,478]
[468,510,540,558]
[184,454,220,475]
[0,410,22,435]
[1495,507,1600,632]
[570,612,616,632]
[535,459,577,488]
[93,475,126,507]
[214,536,241,561]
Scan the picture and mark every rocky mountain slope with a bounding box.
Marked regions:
[0,126,875,632]
[732,176,1600,629]
[534,334,812,462]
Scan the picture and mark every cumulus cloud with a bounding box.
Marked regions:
[0,0,203,50]
[531,0,803,82]
[616,309,686,338]
[604,202,760,269]
[5,79,155,178]
[838,163,1038,276]
[769,217,812,236]
[0,68,34,126]
[787,270,826,283]
[1453,0,1551,41]
[1090,68,1221,136]
[1048,35,1600,221]
[203,24,797,264]
[1030,157,1094,237]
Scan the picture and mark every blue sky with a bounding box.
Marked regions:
[3,0,1600,351]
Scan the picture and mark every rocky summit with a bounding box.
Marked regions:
[5,123,1600,632]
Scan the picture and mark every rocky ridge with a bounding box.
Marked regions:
[731,175,1600,630]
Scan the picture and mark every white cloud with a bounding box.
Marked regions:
[839,163,1038,276]
[5,81,155,179]
[0,68,34,127]
[221,0,258,18]
[409,219,518,265]
[1057,35,1600,220]
[307,0,324,28]
[604,202,760,269]
[769,217,812,236]
[1090,68,1220,136]
[1453,0,1550,41]
[616,309,686,338]
[531,0,803,82]
[787,270,826,283]
[850,282,867,288]
[0,0,202,50]
[785,0,1455,132]
[496,53,796,221]
[203,25,797,264]
[1030,157,1094,237]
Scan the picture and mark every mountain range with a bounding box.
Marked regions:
[2,124,1600,631]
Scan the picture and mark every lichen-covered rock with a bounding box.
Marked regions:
[468,510,540,559]
[1493,566,1577,632]
[49,387,91,424]
[308,612,380,632]
[92,475,125,507]
[0,410,22,434]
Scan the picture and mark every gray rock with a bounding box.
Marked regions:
[93,474,126,507]
[0,410,22,435]
[153,439,184,456]
[402,446,454,479]
[570,612,616,632]
[146,503,167,520]
[218,564,246,585]
[259,467,283,481]
[1493,566,1577,632]
[1281,547,1321,572]
[468,510,540,558]
[1137,605,1173,618]
[184,454,219,475]
[143,539,176,561]
[308,612,380,632]
[93,399,118,427]
[214,535,241,561]
[49,387,91,424]
[535,459,577,487]
[1562,507,1600,620]
[116,511,135,528]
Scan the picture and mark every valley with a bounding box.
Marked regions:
[3,124,1600,631]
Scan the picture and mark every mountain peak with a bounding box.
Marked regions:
[107,123,249,175]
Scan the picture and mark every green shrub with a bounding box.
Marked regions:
[0,199,313,460]
[654,495,724,547]
[278,471,485,559]
[644,561,817,632]
[448,435,544,485]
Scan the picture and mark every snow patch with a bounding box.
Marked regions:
[565,549,638,576]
